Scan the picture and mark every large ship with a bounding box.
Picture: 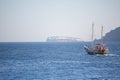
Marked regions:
[47,36,81,42]
[84,23,109,55]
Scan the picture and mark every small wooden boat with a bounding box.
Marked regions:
[84,44,109,55]
[84,23,109,55]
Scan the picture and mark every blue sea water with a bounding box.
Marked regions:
[0,42,120,80]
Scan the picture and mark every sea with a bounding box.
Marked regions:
[0,42,120,80]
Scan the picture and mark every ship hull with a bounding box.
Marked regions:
[84,45,108,55]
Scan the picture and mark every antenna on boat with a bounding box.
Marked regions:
[91,22,94,47]
[101,25,103,44]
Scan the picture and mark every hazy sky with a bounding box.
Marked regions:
[0,0,120,42]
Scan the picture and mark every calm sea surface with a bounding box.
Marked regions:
[0,42,120,80]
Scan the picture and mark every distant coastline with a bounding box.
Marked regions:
[95,27,120,42]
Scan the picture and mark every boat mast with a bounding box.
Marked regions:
[101,25,103,44]
[91,22,94,47]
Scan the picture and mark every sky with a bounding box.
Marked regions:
[0,0,120,42]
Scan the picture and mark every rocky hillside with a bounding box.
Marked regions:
[103,27,120,42]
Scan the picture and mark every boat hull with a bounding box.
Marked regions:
[87,52,96,55]
[84,46,108,55]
